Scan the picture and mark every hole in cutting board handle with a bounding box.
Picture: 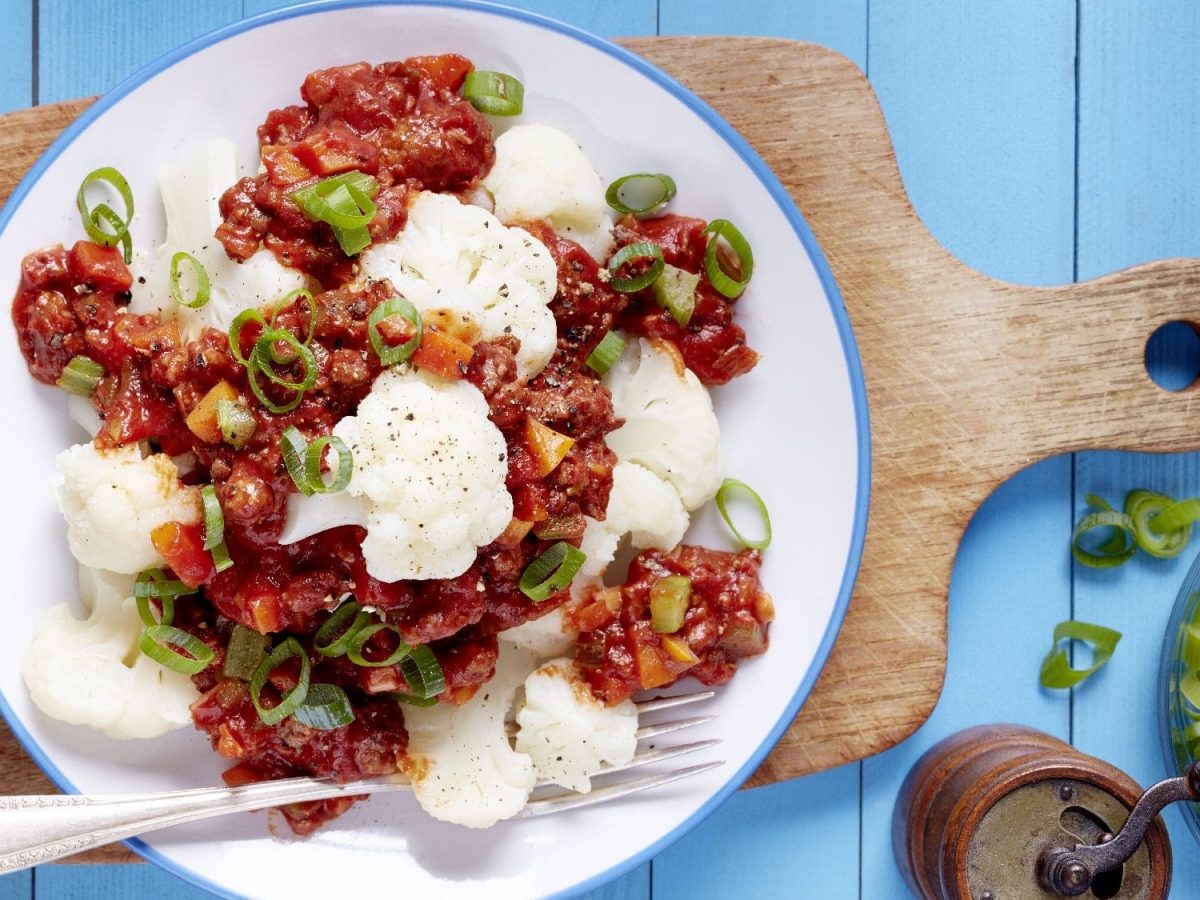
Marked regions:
[1145,320,1200,391]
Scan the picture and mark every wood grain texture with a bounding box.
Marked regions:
[3,34,1200,853]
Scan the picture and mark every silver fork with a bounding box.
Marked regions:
[0,691,722,873]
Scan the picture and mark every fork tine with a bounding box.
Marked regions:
[517,761,726,818]
[636,714,716,742]
[634,691,715,715]
[580,738,721,780]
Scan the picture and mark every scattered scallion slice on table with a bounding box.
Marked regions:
[281,426,354,495]
[138,625,214,676]
[703,219,753,299]
[461,70,524,116]
[168,251,211,309]
[1038,620,1122,689]
[608,241,665,293]
[1072,489,1200,567]
[288,171,379,256]
[605,173,677,216]
[519,541,586,602]
[715,478,772,550]
[249,637,311,726]
[585,331,625,375]
[292,683,355,730]
[76,166,134,263]
[367,297,423,367]
[57,356,104,397]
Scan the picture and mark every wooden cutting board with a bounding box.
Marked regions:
[2,36,1197,862]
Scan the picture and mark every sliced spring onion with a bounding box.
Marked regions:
[605,173,677,216]
[247,329,318,414]
[462,70,524,116]
[1149,497,1200,539]
[249,637,311,726]
[76,166,134,263]
[133,568,193,599]
[228,309,267,366]
[216,399,257,450]
[651,264,700,327]
[1125,489,1190,559]
[585,332,626,375]
[210,541,233,573]
[394,692,439,707]
[1181,670,1200,716]
[281,426,354,495]
[314,601,372,658]
[287,172,379,256]
[138,625,214,676]
[57,356,104,397]
[650,576,692,634]
[169,251,211,309]
[399,645,447,699]
[292,683,355,730]
[200,485,233,573]
[519,541,586,602]
[223,625,271,681]
[273,288,318,347]
[1072,494,1137,568]
[135,593,173,628]
[346,623,412,668]
[608,241,665,293]
[703,219,754,299]
[715,478,772,550]
[1039,620,1122,689]
[367,297,423,367]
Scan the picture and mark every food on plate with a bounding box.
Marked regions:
[11,54,771,833]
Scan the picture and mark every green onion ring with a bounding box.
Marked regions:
[462,70,524,116]
[1071,494,1137,568]
[651,264,700,327]
[249,637,311,726]
[76,167,134,264]
[314,601,373,658]
[519,541,587,602]
[281,426,354,495]
[608,241,665,293]
[703,219,754,299]
[399,645,447,699]
[367,297,423,367]
[585,331,626,376]
[228,309,267,366]
[1149,497,1200,536]
[169,251,211,309]
[135,593,174,629]
[287,172,379,257]
[605,173,677,216]
[57,356,104,397]
[216,399,257,450]
[271,288,318,346]
[1039,620,1122,689]
[292,683,355,730]
[247,330,318,414]
[715,478,772,550]
[346,623,412,668]
[138,625,214,676]
[200,485,224,551]
[1125,489,1190,559]
[133,568,193,600]
[394,692,439,707]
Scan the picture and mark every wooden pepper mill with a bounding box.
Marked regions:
[894,725,1197,899]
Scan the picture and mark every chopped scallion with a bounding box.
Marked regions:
[462,70,524,116]
[703,219,753,299]
[605,173,677,216]
[287,172,379,256]
[138,624,214,676]
[216,399,257,450]
[399,645,446,699]
[57,356,104,397]
[169,251,211,309]
[519,541,586,602]
[585,332,626,375]
[76,167,134,263]
[715,478,772,550]
[281,426,354,495]
[292,683,355,730]
[346,623,412,668]
[608,241,665,293]
[314,601,372,658]
[1039,620,1122,689]
[223,625,271,681]
[651,264,700,326]
[367,297,423,367]
[650,576,692,634]
[249,637,311,726]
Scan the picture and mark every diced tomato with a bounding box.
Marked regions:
[95,361,179,448]
[151,521,216,588]
[413,328,474,379]
[292,127,379,177]
[408,54,474,92]
[67,241,133,293]
[619,214,709,272]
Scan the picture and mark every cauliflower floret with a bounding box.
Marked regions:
[129,139,311,341]
[359,191,557,380]
[403,641,538,827]
[482,124,615,262]
[500,608,575,658]
[578,460,690,581]
[282,368,512,582]
[55,443,201,574]
[22,566,199,739]
[604,337,723,510]
[516,658,637,793]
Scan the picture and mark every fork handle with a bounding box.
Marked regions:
[0,777,403,872]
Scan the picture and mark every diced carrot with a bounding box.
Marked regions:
[497,517,535,546]
[245,592,284,635]
[660,634,700,666]
[413,328,474,379]
[634,641,677,690]
[260,145,313,188]
[407,54,474,92]
[573,599,615,634]
[292,128,378,177]
[185,379,239,444]
[151,521,215,588]
[67,241,132,292]
[524,418,576,477]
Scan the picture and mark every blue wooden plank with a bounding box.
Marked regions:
[1076,2,1200,280]
[242,0,657,36]
[861,459,1075,897]
[34,863,212,899]
[868,0,1076,286]
[0,872,30,900]
[0,0,31,112]
[653,764,861,900]
[659,0,866,71]
[582,863,650,900]
[36,0,241,103]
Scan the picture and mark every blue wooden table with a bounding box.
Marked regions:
[2,1,1200,897]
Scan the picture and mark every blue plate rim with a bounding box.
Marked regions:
[0,2,872,897]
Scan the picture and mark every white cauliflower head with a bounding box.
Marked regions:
[129,139,312,341]
[516,658,637,793]
[359,191,558,380]
[282,367,512,582]
[578,460,690,582]
[604,337,724,510]
[22,566,199,739]
[482,124,615,263]
[55,443,201,574]
[402,640,538,827]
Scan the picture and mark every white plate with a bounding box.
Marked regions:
[0,2,870,897]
